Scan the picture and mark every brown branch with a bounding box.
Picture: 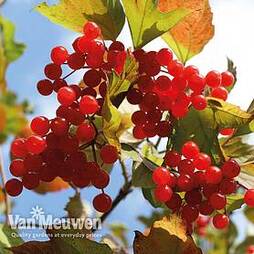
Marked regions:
[0,147,11,224]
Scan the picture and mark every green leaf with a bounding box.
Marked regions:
[132,162,155,188]
[235,237,254,254]
[207,98,253,128]
[141,143,164,166]
[244,206,254,224]
[0,16,26,64]
[142,188,162,208]
[36,0,125,40]
[226,194,244,213]
[173,107,224,165]
[248,99,254,114]
[109,223,128,247]
[122,0,190,48]
[225,58,237,93]
[0,224,23,254]
[161,0,214,64]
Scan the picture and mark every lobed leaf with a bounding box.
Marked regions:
[159,0,214,63]
[36,0,125,40]
[122,0,191,48]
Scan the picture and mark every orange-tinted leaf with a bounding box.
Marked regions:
[133,215,202,254]
[159,0,214,64]
[34,177,69,194]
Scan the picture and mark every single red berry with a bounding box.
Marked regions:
[50,117,69,136]
[152,167,171,186]
[37,79,53,96]
[221,71,235,87]
[156,75,172,91]
[177,174,194,191]
[181,205,199,223]
[109,41,125,51]
[183,65,199,79]
[212,214,229,229]
[244,189,254,207]
[167,60,184,77]
[196,215,210,227]
[209,192,226,210]
[51,46,69,65]
[188,74,205,93]
[178,159,195,175]
[219,178,237,195]
[93,193,112,213]
[192,95,207,110]
[164,150,181,167]
[133,126,146,139]
[44,63,62,80]
[79,95,99,115]
[199,200,214,215]
[221,159,240,178]
[25,136,47,155]
[5,178,23,196]
[30,116,50,136]
[193,153,211,170]
[154,185,173,202]
[156,48,173,66]
[53,79,67,92]
[22,173,40,190]
[131,111,146,126]
[76,122,96,142]
[127,88,143,105]
[182,141,200,159]
[11,138,28,158]
[92,170,110,189]
[165,193,182,211]
[83,22,101,39]
[219,128,235,136]
[185,190,202,206]
[24,154,43,173]
[203,184,219,199]
[211,87,228,101]
[205,70,222,87]
[205,166,223,184]
[83,69,101,87]
[57,87,76,106]
[247,245,254,254]
[67,52,86,70]
[171,103,188,118]
[10,159,27,177]
[100,145,118,164]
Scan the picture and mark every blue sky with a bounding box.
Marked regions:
[1,0,254,246]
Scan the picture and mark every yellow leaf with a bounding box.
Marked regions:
[159,0,214,64]
[35,0,125,40]
[0,105,6,132]
[133,215,202,254]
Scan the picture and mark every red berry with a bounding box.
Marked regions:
[44,63,62,80]
[209,192,226,210]
[183,65,199,79]
[221,159,240,178]
[100,145,118,164]
[205,70,222,87]
[199,200,214,215]
[127,88,143,105]
[247,245,254,254]
[156,76,172,91]
[25,136,47,155]
[221,71,235,87]
[152,167,171,186]
[57,87,76,106]
[164,151,181,167]
[50,117,69,136]
[5,178,23,196]
[154,185,173,202]
[193,153,211,170]
[92,170,110,189]
[53,79,67,92]
[181,205,199,222]
[244,189,254,207]
[109,41,125,51]
[79,95,99,115]
[188,74,205,93]
[185,190,202,206]
[213,214,229,229]
[167,60,184,77]
[76,122,96,142]
[182,141,200,159]
[219,178,237,195]
[31,116,50,136]
[192,95,207,110]
[178,159,195,175]
[171,104,188,118]
[67,52,86,70]
[133,126,146,139]
[83,69,101,87]
[51,46,69,65]
[83,22,101,39]
[211,87,228,101]
[219,128,235,136]
[165,193,182,211]
[11,138,28,158]
[93,193,112,213]
[131,111,146,126]
[10,159,27,177]
[156,48,173,66]
[22,174,40,190]
[37,79,53,96]
[205,166,222,184]
[177,174,194,191]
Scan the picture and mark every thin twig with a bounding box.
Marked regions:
[119,159,128,183]
[0,147,11,224]
[63,70,76,80]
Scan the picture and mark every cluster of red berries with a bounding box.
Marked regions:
[127,48,234,139]
[4,21,126,213]
[152,141,254,230]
